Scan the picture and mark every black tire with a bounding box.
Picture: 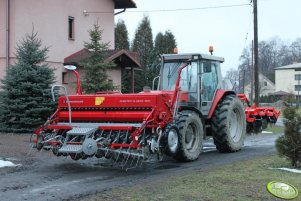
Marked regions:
[163,124,180,156]
[212,95,246,152]
[174,111,203,162]
[36,134,44,151]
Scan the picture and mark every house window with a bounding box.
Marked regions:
[295,74,301,80]
[295,85,301,91]
[68,16,75,40]
[263,81,267,86]
[62,72,68,84]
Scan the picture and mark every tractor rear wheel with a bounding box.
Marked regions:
[212,95,246,152]
[174,111,203,162]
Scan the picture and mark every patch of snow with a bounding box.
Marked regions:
[269,167,301,174]
[262,131,273,134]
[0,159,19,168]
[6,157,18,161]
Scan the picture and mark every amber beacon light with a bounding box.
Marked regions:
[209,46,214,55]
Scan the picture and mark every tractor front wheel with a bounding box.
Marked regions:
[173,112,203,162]
[212,95,246,152]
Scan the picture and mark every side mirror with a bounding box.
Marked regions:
[64,65,77,71]
[203,62,212,73]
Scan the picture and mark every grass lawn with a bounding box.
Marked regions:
[83,155,300,201]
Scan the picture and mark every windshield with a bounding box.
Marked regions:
[161,61,198,93]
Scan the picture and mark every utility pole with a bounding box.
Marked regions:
[250,40,254,105]
[243,70,246,94]
[297,71,301,108]
[239,72,241,93]
[253,0,259,105]
[6,0,10,70]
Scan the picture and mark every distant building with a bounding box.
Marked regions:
[275,63,301,95]
[0,0,138,93]
[64,48,141,90]
[244,73,275,100]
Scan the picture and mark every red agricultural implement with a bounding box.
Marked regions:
[237,94,280,133]
[32,53,252,169]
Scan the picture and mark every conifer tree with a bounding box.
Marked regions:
[131,16,155,92]
[276,107,301,167]
[153,30,177,82]
[115,19,130,50]
[81,24,115,93]
[115,19,131,93]
[0,32,55,133]
[154,30,177,55]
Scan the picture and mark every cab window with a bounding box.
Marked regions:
[201,62,218,101]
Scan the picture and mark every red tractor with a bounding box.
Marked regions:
[32,53,246,168]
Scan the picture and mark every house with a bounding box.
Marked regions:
[244,73,275,100]
[63,48,141,91]
[0,0,138,93]
[275,63,301,96]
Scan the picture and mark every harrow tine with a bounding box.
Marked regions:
[121,149,131,169]
[127,152,135,167]
[104,147,111,159]
[126,155,140,171]
[120,155,127,168]
[134,157,140,168]
[138,149,144,167]
[113,148,122,166]
[120,141,134,168]
[113,130,121,143]
[124,130,129,144]
[139,156,144,167]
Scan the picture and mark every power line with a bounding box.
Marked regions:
[89,3,251,14]
[243,3,253,47]
[126,3,251,13]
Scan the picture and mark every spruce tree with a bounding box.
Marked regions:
[153,30,177,83]
[276,107,301,167]
[81,24,115,93]
[115,19,130,50]
[115,19,131,93]
[0,32,55,133]
[131,16,155,92]
[154,30,177,55]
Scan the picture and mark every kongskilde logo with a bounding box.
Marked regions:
[267,181,299,200]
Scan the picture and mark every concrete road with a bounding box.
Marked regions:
[0,133,281,201]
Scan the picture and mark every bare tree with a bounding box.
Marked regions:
[225,68,239,92]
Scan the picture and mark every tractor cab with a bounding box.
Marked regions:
[159,54,224,116]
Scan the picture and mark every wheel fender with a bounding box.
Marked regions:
[207,90,236,119]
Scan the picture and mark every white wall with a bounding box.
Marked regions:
[0,0,115,85]
[275,69,296,94]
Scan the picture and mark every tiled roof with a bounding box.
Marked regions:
[275,63,301,70]
[269,90,291,96]
[114,0,136,9]
[64,48,141,68]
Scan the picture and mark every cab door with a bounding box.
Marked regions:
[200,61,219,115]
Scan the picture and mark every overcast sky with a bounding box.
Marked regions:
[115,0,301,75]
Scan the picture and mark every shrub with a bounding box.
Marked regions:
[276,107,301,167]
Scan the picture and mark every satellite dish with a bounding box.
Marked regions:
[64,65,77,71]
